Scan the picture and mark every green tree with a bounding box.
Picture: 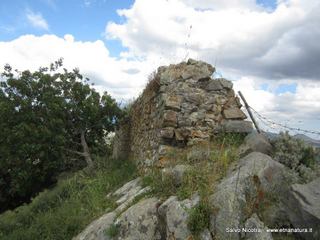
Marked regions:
[0,59,122,212]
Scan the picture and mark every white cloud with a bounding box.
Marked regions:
[26,10,49,31]
[0,34,156,100]
[183,0,258,10]
[233,77,320,136]
[104,0,320,136]
[106,0,320,79]
[1,0,320,137]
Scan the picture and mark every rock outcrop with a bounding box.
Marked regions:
[286,177,320,240]
[209,152,284,240]
[158,195,200,239]
[116,198,161,240]
[75,152,319,240]
[74,212,116,240]
[76,60,319,240]
[238,132,273,157]
[113,59,252,167]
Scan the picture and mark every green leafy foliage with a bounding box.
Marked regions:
[0,157,137,240]
[0,59,123,212]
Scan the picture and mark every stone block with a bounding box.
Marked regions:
[191,130,210,139]
[222,120,253,133]
[163,110,177,127]
[161,127,174,139]
[206,80,223,91]
[217,78,233,89]
[223,108,247,120]
[164,95,182,111]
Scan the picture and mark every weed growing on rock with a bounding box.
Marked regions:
[142,133,244,201]
[187,200,211,237]
[141,168,178,199]
[104,223,119,238]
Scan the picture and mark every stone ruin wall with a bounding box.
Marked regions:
[113,59,252,167]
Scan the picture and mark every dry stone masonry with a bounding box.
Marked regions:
[113,59,252,167]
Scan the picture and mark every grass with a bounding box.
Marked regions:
[142,133,244,200]
[187,200,211,237]
[104,223,120,238]
[0,157,137,240]
[140,133,244,238]
[0,133,244,240]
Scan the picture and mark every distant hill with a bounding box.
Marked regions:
[294,134,320,148]
[262,131,320,148]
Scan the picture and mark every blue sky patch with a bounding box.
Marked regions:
[0,0,134,56]
[256,0,277,10]
[260,82,297,94]
[260,83,269,91]
[275,83,297,95]
[0,0,279,58]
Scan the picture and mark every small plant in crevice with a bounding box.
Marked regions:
[213,132,246,147]
[141,168,178,199]
[177,167,211,201]
[243,175,267,219]
[104,223,119,238]
[145,70,160,94]
[187,200,211,237]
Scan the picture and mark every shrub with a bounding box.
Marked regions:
[272,131,316,169]
[187,200,211,236]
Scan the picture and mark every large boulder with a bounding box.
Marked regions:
[73,212,116,240]
[74,178,151,240]
[209,152,284,240]
[108,177,151,213]
[286,177,320,240]
[238,132,273,157]
[244,214,273,240]
[161,164,191,187]
[158,195,199,240]
[116,197,161,240]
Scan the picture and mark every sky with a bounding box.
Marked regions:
[0,0,319,138]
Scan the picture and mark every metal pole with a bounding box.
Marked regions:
[238,91,261,133]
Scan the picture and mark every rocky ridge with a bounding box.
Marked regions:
[76,60,319,240]
[75,133,320,240]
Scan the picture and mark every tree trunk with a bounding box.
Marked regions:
[80,130,94,168]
